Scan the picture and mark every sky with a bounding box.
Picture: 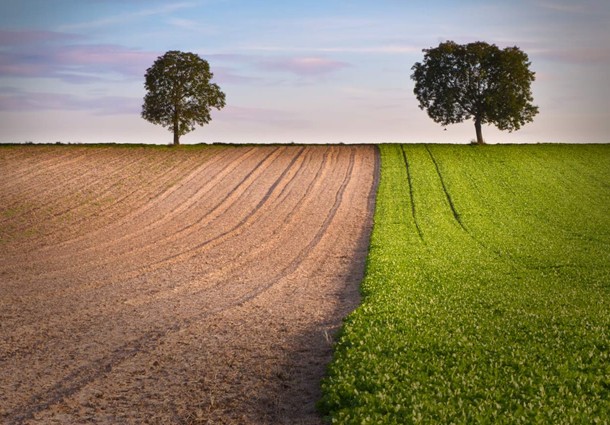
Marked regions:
[0,0,609,144]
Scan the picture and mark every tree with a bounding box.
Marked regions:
[411,41,538,144]
[142,50,226,145]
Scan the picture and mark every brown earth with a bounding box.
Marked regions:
[0,144,378,424]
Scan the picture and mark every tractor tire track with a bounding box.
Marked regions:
[401,145,424,240]
[425,144,467,233]
[424,145,520,264]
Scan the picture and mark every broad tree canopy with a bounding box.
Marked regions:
[411,41,538,144]
[142,50,226,145]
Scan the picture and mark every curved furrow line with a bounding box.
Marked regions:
[59,152,214,227]
[1,147,284,279]
[97,146,310,285]
[208,146,357,312]
[0,147,81,189]
[0,158,99,217]
[0,149,94,201]
[132,146,308,270]
[0,152,206,258]
[0,148,168,222]
[401,145,424,240]
[1,154,194,259]
[67,146,309,286]
[0,147,73,179]
[1,147,292,350]
[178,146,345,297]
[43,149,224,243]
[158,146,356,316]
[39,147,244,247]
[272,145,331,205]
[36,169,169,235]
[69,149,242,221]
[1,147,360,425]
[278,145,336,223]
[98,146,262,245]
[0,148,239,265]
[0,152,144,227]
[1,147,327,334]
[29,150,148,208]
[0,150,71,197]
[119,146,336,307]
[34,150,220,246]
[0,149,320,348]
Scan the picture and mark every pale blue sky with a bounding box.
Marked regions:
[1,0,609,144]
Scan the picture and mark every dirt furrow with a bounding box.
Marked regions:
[0,147,309,335]
[0,147,332,339]
[2,146,310,378]
[1,148,219,262]
[0,146,316,332]
[0,144,378,424]
[1,147,281,282]
[0,149,96,204]
[0,147,87,192]
[21,149,177,223]
[128,146,339,308]
[0,149,209,255]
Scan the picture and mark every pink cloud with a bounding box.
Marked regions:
[0,90,140,115]
[0,55,52,78]
[0,30,157,82]
[535,47,610,65]
[54,45,156,77]
[0,31,244,85]
[211,66,259,85]
[0,30,81,46]
[258,56,350,76]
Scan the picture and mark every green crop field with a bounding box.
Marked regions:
[319,144,610,424]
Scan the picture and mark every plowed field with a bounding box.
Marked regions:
[0,144,378,424]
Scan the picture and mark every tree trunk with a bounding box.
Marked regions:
[173,107,180,145]
[474,117,485,144]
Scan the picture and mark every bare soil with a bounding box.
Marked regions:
[0,144,378,424]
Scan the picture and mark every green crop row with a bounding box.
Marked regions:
[319,144,610,424]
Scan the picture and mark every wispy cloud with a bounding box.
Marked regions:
[0,89,140,115]
[57,2,197,31]
[535,1,590,14]
[257,57,349,76]
[534,47,610,65]
[211,66,260,85]
[55,44,155,77]
[167,17,199,30]
[241,44,419,55]
[0,34,157,82]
